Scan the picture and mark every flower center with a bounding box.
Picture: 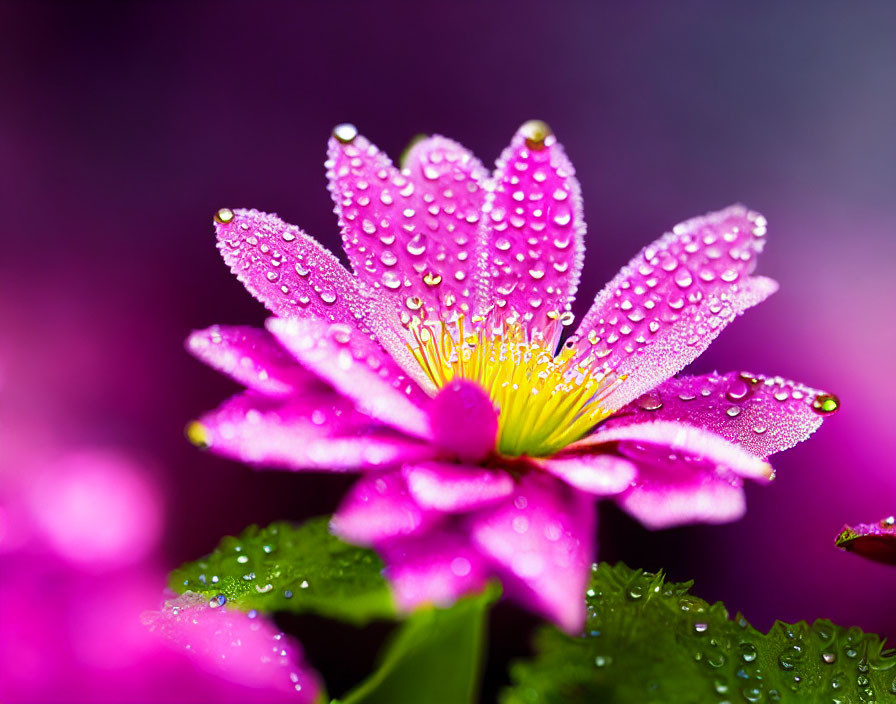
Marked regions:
[407,314,623,457]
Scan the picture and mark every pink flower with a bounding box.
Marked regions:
[143,594,322,702]
[189,121,838,632]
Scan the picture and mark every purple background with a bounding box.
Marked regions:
[2,1,894,698]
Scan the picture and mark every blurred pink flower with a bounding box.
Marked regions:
[836,515,896,566]
[189,121,837,632]
[143,593,321,702]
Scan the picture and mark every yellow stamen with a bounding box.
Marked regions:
[407,314,623,457]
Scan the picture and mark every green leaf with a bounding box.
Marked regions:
[168,517,395,625]
[502,563,896,703]
[338,584,499,704]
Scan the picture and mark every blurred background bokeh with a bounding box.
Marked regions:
[1,1,894,700]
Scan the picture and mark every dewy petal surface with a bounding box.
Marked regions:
[186,325,316,397]
[569,204,775,411]
[610,371,836,458]
[469,472,594,634]
[401,134,490,319]
[328,130,488,324]
[836,517,896,566]
[194,390,433,472]
[485,121,585,331]
[330,470,439,546]
[380,530,490,610]
[215,208,373,326]
[143,593,321,702]
[214,208,420,383]
[267,316,432,438]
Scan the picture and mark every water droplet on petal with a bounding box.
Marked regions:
[812,393,840,415]
[214,208,234,224]
[520,119,551,150]
[332,123,358,143]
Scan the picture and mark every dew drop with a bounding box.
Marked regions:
[812,393,840,415]
[636,391,663,411]
[520,119,551,150]
[214,207,234,224]
[332,123,358,143]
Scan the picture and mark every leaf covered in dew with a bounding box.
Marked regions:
[169,517,395,625]
[502,562,896,704]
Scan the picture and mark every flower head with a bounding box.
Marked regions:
[189,122,837,632]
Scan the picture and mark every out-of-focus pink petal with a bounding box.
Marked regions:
[402,462,514,513]
[329,128,490,324]
[267,316,432,438]
[609,371,838,458]
[468,472,594,633]
[186,325,316,396]
[619,474,746,530]
[401,134,490,319]
[27,450,162,570]
[485,121,585,333]
[331,470,439,546]
[836,516,896,566]
[214,207,419,383]
[143,593,321,702]
[578,419,773,481]
[380,531,489,610]
[538,453,636,496]
[429,380,497,462]
[194,391,433,472]
[569,205,775,411]
[578,420,764,529]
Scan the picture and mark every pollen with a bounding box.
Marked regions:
[407,313,624,457]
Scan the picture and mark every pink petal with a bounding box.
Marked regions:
[569,205,776,411]
[214,207,420,383]
[468,471,594,633]
[380,531,490,610]
[143,593,321,702]
[618,474,746,530]
[401,134,490,318]
[429,379,498,463]
[267,316,432,438]
[485,121,585,334]
[193,390,433,471]
[579,419,773,481]
[215,207,370,326]
[328,128,488,323]
[403,462,514,513]
[330,470,439,547]
[836,517,896,566]
[186,325,316,396]
[538,453,636,496]
[609,371,838,458]
[578,420,767,529]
